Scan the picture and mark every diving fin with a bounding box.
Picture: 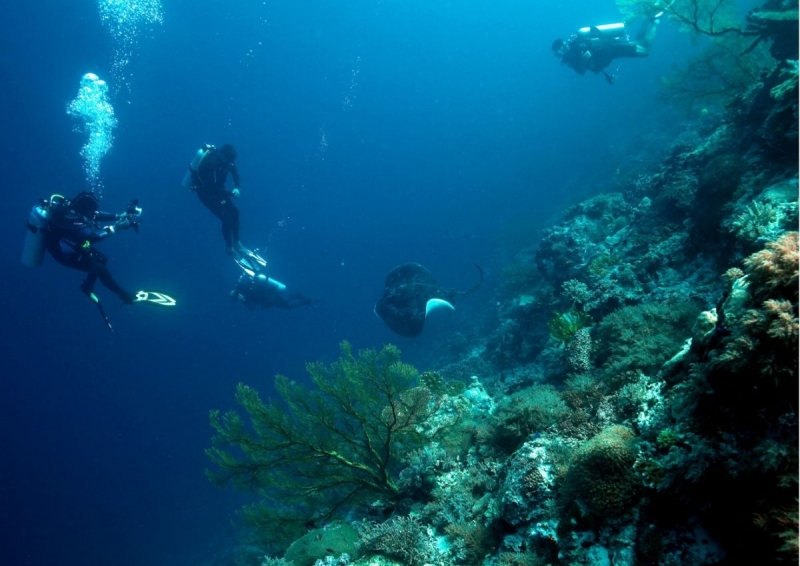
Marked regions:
[247,250,267,267]
[83,288,113,331]
[239,246,267,268]
[234,256,257,276]
[134,291,177,307]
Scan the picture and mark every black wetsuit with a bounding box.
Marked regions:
[232,274,314,310]
[192,148,241,248]
[559,36,638,75]
[557,19,657,78]
[45,206,134,303]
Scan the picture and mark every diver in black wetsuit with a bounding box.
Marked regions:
[552,12,663,84]
[186,143,245,256]
[231,272,316,310]
[45,191,140,304]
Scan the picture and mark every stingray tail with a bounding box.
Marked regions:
[458,264,484,295]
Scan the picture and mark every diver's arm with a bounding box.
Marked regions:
[563,42,589,74]
[95,211,117,222]
[88,211,132,240]
[229,164,241,191]
[84,225,116,242]
[55,215,111,244]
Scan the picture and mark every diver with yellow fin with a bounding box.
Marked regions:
[22,191,176,330]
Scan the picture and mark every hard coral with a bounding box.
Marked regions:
[500,438,559,526]
[356,515,440,566]
[560,425,640,519]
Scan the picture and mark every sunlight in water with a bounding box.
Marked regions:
[97,0,163,91]
[66,73,118,190]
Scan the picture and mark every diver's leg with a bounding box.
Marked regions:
[197,191,224,221]
[90,262,135,303]
[221,200,241,250]
[48,241,86,271]
[199,191,234,250]
[285,293,315,309]
[49,244,97,295]
[635,16,660,55]
[221,223,234,251]
[80,272,98,297]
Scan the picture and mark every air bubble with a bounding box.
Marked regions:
[66,73,118,189]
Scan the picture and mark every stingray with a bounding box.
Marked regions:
[374,263,483,337]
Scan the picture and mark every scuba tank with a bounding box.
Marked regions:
[256,274,287,292]
[21,194,65,268]
[182,144,214,190]
[577,22,626,40]
[267,277,287,292]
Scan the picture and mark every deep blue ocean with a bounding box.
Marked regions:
[1,1,703,565]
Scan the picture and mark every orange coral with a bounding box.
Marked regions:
[743,231,799,301]
[763,299,799,340]
[723,267,745,283]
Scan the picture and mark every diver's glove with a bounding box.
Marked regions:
[127,203,143,218]
[114,217,133,230]
[231,188,241,198]
[115,203,142,232]
[115,202,142,219]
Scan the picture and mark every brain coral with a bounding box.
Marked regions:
[561,425,640,519]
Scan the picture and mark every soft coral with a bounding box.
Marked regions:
[743,231,798,302]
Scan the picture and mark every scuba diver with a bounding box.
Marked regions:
[552,11,663,84]
[231,272,316,311]
[182,143,266,273]
[22,192,176,330]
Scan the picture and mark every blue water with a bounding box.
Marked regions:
[1,1,695,565]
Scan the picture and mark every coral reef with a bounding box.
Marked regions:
[208,3,798,564]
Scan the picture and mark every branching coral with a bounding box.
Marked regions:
[660,37,774,111]
[617,0,753,37]
[443,520,496,563]
[731,200,781,242]
[770,59,799,99]
[561,279,592,306]
[206,342,442,547]
[356,516,440,566]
